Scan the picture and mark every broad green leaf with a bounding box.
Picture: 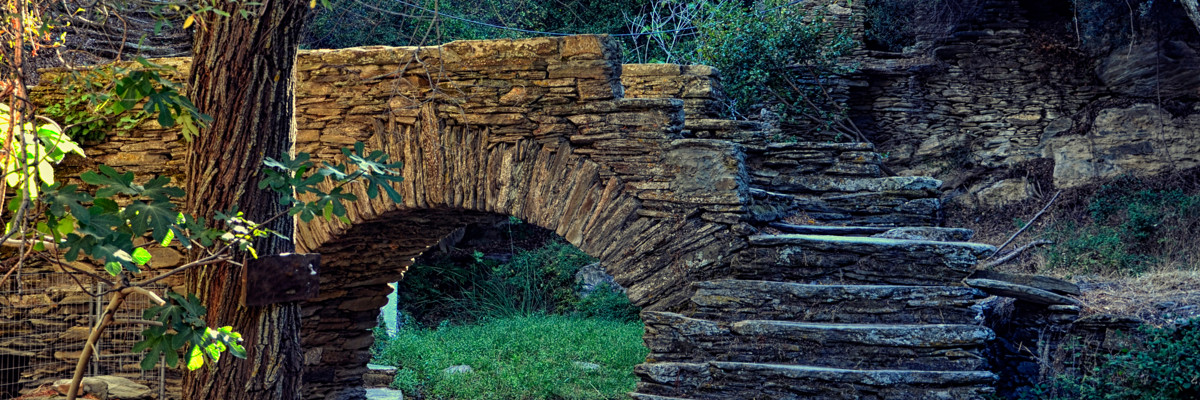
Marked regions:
[104,261,122,276]
[160,228,175,247]
[187,345,204,370]
[141,348,161,370]
[164,344,179,367]
[127,198,182,244]
[81,165,138,197]
[132,247,152,266]
[36,161,53,185]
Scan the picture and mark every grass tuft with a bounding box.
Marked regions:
[375,314,648,400]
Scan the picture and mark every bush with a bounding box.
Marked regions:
[1041,178,1200,276]
[1026,319,1200,399]
[571,283,641,323]
[376,315,648,400]
[303,0,646,48]
[397,239,603,324]
[692,0,854,124]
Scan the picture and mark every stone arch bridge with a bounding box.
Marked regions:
[33,35,1003,399]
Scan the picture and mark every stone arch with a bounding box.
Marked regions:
[286,37,751,399]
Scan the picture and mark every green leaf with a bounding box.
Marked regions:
[164,344,179,367]
[126,198,182,244]
[160,228,175,247]
[132,247,152,266]
[141,348,161,370]
[104,261,122,276]
[187,345,204,370]
[80,165,138,197]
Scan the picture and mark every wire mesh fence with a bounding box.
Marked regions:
[0,268,169,399]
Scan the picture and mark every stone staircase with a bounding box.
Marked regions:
[630,135,1001,399]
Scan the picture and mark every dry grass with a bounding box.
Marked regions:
[1074,270,1200,327]
[946,168,1200,329]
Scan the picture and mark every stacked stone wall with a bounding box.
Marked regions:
[0,261,180,399]
[622,63,729,120]
[29,35,754,400]
[850,0,1200,202]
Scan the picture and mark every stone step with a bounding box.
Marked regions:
[769,223,976,241]
[747,176,944,226]
[629,393,693,400]
[765,175,941,195]
[643,312,994,371]
[635,362,998,400]
[744,142,884,179]
[689,280,986,324]
[735,234,995,286]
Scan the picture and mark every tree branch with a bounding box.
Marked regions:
[988,190,1062,259]
[133,249,231,288]
[984,239,1054,269]
[66,289,128,400]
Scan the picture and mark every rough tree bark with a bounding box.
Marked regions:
[181,1,309,399]
[1184,0,1200,35]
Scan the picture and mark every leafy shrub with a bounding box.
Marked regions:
[303,0,646,48]
[397,239,601,324]
[571,283,641,323]
[371,319,391,358]
[1041,177,1200,276]
[1045,222,1152,275]
[692,0,854,125]
[377,315,648,400]
[862,0,983,52]
[1026,319,1200,399]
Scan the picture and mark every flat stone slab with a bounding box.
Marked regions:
[690,279,985,324]
[965,279,1081,306]
[768,223,892,236]
[874,227,975,241]
[771,176,942,193]
[635,361,998,400]
[643,312,993,370]
[737,235,995,286]
[365,388,404,400]
[968,269,1081,295]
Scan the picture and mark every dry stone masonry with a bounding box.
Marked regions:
[849,0,1200,204]
[25,29,1095,399]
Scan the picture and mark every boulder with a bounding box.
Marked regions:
[443,365,473,375]
[1047,104,1200,188]
[1097,40,1200,98]
[575,262,624,297]
[49,376,151,400]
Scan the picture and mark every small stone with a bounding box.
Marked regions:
[573,361,601,371]
[443,365,473,375]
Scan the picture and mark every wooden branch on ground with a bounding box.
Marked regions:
[988,190,1062,260]
[985,239,1054,269]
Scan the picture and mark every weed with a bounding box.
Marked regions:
[570,283,641,323]
[1025,318,1200,400]
[1040,178,1200,276]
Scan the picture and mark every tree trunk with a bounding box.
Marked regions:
[1183,0,1200,35]
[182,1,309,399]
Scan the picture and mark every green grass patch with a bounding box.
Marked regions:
[375,315,648,400]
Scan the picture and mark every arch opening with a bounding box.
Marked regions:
[299,207,663,400]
